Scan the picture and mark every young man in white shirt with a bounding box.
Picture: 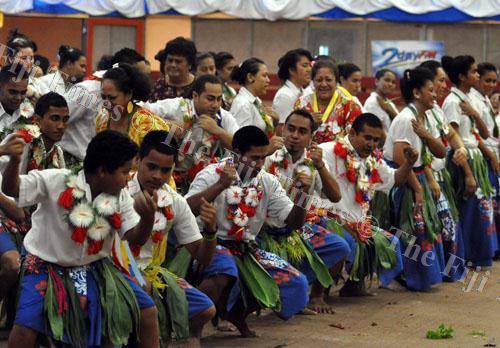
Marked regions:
[185,126,309,337]
[141,75,239,193]
[0,93,69,323]
[263,109,351,313]
[320,113,418,296]
[0,64,34,140]
[125,130,221,347]
[3,131,160,348]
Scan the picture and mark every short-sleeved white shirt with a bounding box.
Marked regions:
[185,162,294,241]
[363,92,397,133]
[383,105,440,167]
[469,87,499,154]
[19,169,140,267]
[230,87,267,131]
[320,139,395,223]
[442,87,479,149]
[273,80,302,124]
[127,173,202,269]
[141,97,239,135]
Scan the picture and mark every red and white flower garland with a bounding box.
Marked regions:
[215,161,263,241]
[58,174,122,255]
[333,137,383,206]
[129,185,175,257]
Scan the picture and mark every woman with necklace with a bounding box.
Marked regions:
[295,59,362,144]
[442,55,496,269]
[384,67,447,291]
[95,63,170,147]
[150,37,197,102]
[364,69,398,133]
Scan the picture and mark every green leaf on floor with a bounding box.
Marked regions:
[426,324,454,339]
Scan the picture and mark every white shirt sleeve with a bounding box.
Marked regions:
[273,91,294,124]
[118,190,141,238]
[231,101,255,128]
[140,98,181,122]
[172,195,203,245]
[391,115,419,146]
[221,111,240,135]
[185,165,220,199]
[17,169,68,208]
[374,159,396,194]
[442,98,462,127]
[264,173,294,224]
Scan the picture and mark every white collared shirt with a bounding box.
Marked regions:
[127,173,202,269]
[59,79,102,159]
[141,97,239,136]
[0,100,34,138]
[19,169,139,266]
[442,86,479,149]
[320,139,395,223]
[469,87,499,154]
[384,105,440,167]
[36,70,69,96]
[273,80,302,124]
[230,86,266,131]
[185,162,294,241]
[363,91,397,132]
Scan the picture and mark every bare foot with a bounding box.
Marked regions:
[223,311,258,338]
[307,297,335,314]
[216,320,237,332]
[379,280,408,292]
[299,307,318,315]
[339,280,376,297]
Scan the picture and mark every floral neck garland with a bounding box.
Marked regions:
[266,146,316,199]
[129,184,175,257]
[19,125,66,171]
[58,173,122,255]
[217,163,263,241]
[177,99,221,181]
[334,137,382,206]
[428,107,450,148]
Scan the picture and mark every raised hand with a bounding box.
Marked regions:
[308,142,324,169]
[199,197,217,234]
[269,136,285,154]
[198,114,220,135]
[411,119,431,140]
[217,162,237,189]
[134,190,157,222]
[0,134,26,160]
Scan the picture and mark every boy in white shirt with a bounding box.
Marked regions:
[4,131,160,348]
[185,126,309,337]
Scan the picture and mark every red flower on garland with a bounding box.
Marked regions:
[346,168,357,183]
[109,213,122,230]
[129,243,141,257]
[268,162,276,175]
[238,203,256,218]
[370,168,381,184]
[355,190,364,204]
[334,141,348,159]
[17,128,34,143]
[228,224,244,241]
[58,188,74,210]
[87,239,104,255]
[71,226,87,244]
[163,207,174,220]
[282,158,289,169]
[151,231,163,243]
